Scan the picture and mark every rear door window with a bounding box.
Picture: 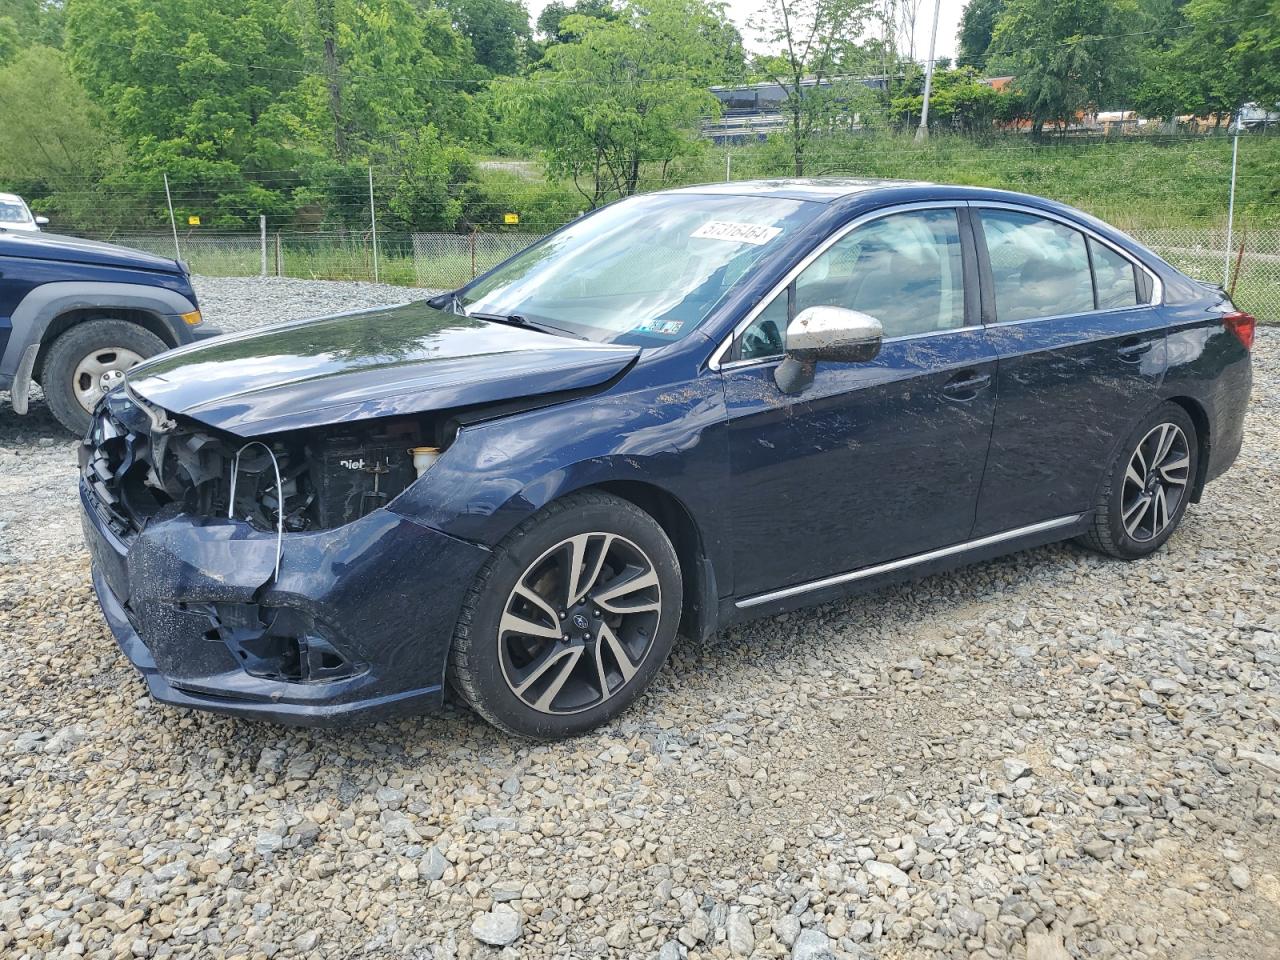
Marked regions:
[980,210,1094,322]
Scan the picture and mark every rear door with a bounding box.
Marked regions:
[972,205,1167,536]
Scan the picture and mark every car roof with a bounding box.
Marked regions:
[660,178,932,202]
[0,192,26,203]
[657,178,1082,212]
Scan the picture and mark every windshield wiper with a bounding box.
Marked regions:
[465,309,529,325]
[464,310,587,340]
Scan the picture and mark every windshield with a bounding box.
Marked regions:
[0,200,33,224]
[460,192,820,346]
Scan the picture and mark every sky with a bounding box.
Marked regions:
[524,0,969,63]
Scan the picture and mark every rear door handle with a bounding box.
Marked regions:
[1117,337,1153,362]
[942,371,992,400]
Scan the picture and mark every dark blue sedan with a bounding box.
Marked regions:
[79,180,1254,738]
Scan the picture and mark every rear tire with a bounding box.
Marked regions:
[42,319,167,435]
[1081,402,1198,560]
[449,491,682,739]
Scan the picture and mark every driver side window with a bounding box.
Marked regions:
[733,208,966,362]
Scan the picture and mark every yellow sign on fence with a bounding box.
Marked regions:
[503,212,519,225]
[187,215,201,226]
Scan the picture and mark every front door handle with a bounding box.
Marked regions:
[942,370,992,400]
[1117,337,1153,362]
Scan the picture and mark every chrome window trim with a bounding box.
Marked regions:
[709,199,1166,369]
[736,513,1084,609]
[970,201,1164,321]
[708,200,964,371]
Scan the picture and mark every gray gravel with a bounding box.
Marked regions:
[194,276,421,334]
[1,278,1278,960]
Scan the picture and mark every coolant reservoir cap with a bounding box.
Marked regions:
[410,446,441,477]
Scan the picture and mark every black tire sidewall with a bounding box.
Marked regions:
[42,319,167,435]
[461,498,682,739]
[1102,403,1198,559]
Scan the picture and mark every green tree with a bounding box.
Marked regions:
[890,66,1005,132]
[335,0,476,146]
[534,0,617,43]
[441,0,531,74]
[0,0,63,58]
[494,0,728,205]
[0,17,19,63]
[1134,0,1279,125]
[750,0,877,175]
[988,0,1139,134]
[66,0,312,209]
[956,0,1006,68]
[0,45,116,184]
[62,0,480,228]
[380,125,474,230]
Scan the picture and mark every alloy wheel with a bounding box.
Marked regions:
[72,347,146,413]
[498,532,662,715]
[1121,422,1191,542]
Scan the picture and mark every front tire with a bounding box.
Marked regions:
[42,319,167,435]
[1082,402,1198,560]
[449,492,682,739]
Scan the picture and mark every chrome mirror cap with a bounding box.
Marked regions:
[786,306,884,363]
[775,306,884,395]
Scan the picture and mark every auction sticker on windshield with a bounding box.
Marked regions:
[691,221,783,245]
[634,318,685,336]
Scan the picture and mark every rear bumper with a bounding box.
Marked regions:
[81,482,490,726]
[1203,357,1251,486]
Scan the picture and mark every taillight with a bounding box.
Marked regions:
[1223,311,1256,350]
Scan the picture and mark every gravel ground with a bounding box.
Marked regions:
[1,279,1278,960]
[193,277,422,335]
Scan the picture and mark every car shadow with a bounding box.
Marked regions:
[153,536,1102,776]
[0,390,74,445]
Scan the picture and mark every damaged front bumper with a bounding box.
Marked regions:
[80,481,490,726]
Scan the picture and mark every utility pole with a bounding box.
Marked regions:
[163,173,181,260]
[915,0,942,143]
[260,214,268,277]
[1224,122,1240,287]
[726,151,732,182]
[368,162,379,284]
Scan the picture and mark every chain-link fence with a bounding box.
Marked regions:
[89,231,425,285]
[97,225,1279,320]
[411,232,545,288]
[1123,225,1280,321]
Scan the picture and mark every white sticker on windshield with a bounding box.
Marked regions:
[690,220,783,245]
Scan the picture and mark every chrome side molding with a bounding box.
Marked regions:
[736,514,1084,609]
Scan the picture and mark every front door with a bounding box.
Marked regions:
[971,207,1168,536]
[721,206,999,599]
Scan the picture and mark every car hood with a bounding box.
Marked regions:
[126,300,640,435]
[0,230,184,272]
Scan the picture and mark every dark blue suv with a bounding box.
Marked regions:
[0,230,216,434]
[78,180,1253,739]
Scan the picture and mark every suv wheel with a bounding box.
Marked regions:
[1082,402,1198,560]
[449,491,682,738]
[42,319,167,435]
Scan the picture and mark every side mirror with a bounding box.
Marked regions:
[34,216,49,226]
[775,305,883,394]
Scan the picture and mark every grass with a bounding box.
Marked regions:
[156,236,525,288]
[666,131,1280,231]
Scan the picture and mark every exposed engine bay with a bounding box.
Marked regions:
[81,394,449,539]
